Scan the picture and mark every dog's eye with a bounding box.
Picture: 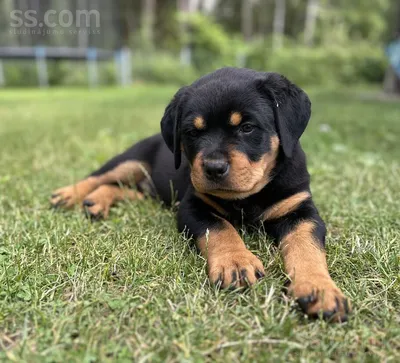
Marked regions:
[188,130,198,137]
[240,124,254,134]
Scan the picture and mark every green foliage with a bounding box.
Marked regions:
[60,62,117,87]
[0,13,389,88]
[132,52,199,85]
[1,55,199,88]
[1,43,387,88]
[56,62,87,87]
[2,61,38,87]
[0,0,396,88]
[246,42,387,86]
[317,0,392,44]
[185,13,239,72]
[2,60,118,87]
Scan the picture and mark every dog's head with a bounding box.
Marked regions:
[161,68,311,200]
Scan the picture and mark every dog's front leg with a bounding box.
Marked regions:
[266,199,351,321]
[178,192,265,289]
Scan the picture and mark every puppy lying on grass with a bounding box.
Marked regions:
[51,67,350,322]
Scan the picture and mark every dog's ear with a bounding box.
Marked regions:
[257,73,311,158]
[160,87,188,169]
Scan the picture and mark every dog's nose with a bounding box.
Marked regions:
[203,159,229,180]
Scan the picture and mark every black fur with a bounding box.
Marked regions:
[82,67,324,251]
[259,72,311,158]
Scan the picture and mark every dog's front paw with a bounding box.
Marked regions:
[288,276,351,322]
[208,249,265,289]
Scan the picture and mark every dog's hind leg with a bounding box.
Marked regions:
[50,150,151,210]
[82,184,145,220]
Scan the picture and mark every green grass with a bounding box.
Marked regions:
[0,85,399,362]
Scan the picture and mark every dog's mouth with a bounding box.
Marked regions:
[190,164,267,200]
[207,186,262,199]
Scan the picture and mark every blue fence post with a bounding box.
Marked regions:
[87,47,98,88]
[0,60,4,87]
[35,47,48,88]
[386,40,400,78]
[115,47,132,87]
[180,46,191,66]
[122,47,132,86]
[114,50,120,86]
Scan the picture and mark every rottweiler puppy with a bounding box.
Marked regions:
[51,67,350,322]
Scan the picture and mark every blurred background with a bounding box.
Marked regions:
[0,0,399,93]
[0,5,399,359]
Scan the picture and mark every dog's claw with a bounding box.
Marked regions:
[296,291,317,312]
[51,200,67,208]
[343,298,350,314]
[255,269,265,279]
[231,271,238,284]
[213,273,223,288]
[82,199,95,207]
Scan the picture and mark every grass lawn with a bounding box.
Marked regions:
[0,85,399,362]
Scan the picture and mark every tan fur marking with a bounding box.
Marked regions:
[230,112,242,126]
[281,221,350,321]
[193,116,205,130]
[97,161,150,186]
[50,177,99,208]
[281,221,326,279]
[84,184,144,218]
[195,191,228,216]
[191,135,280,200]
[51,161,150,209]
[198,219,264,288]
[263,191,311,221]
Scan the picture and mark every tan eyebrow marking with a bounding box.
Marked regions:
[193,116,205,130]
[230,112,242,126]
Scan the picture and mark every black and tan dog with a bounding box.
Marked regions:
[51,67,350,322]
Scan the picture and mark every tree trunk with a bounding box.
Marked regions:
[119,0,140,48]
[304,0,319,46]
[241,0,253,42]
[273,0,286,50]
[177,0,200,65]
[77,0,89,49]
[201,0,218,14]
[258,0,272,38]
[141,0,156,51]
